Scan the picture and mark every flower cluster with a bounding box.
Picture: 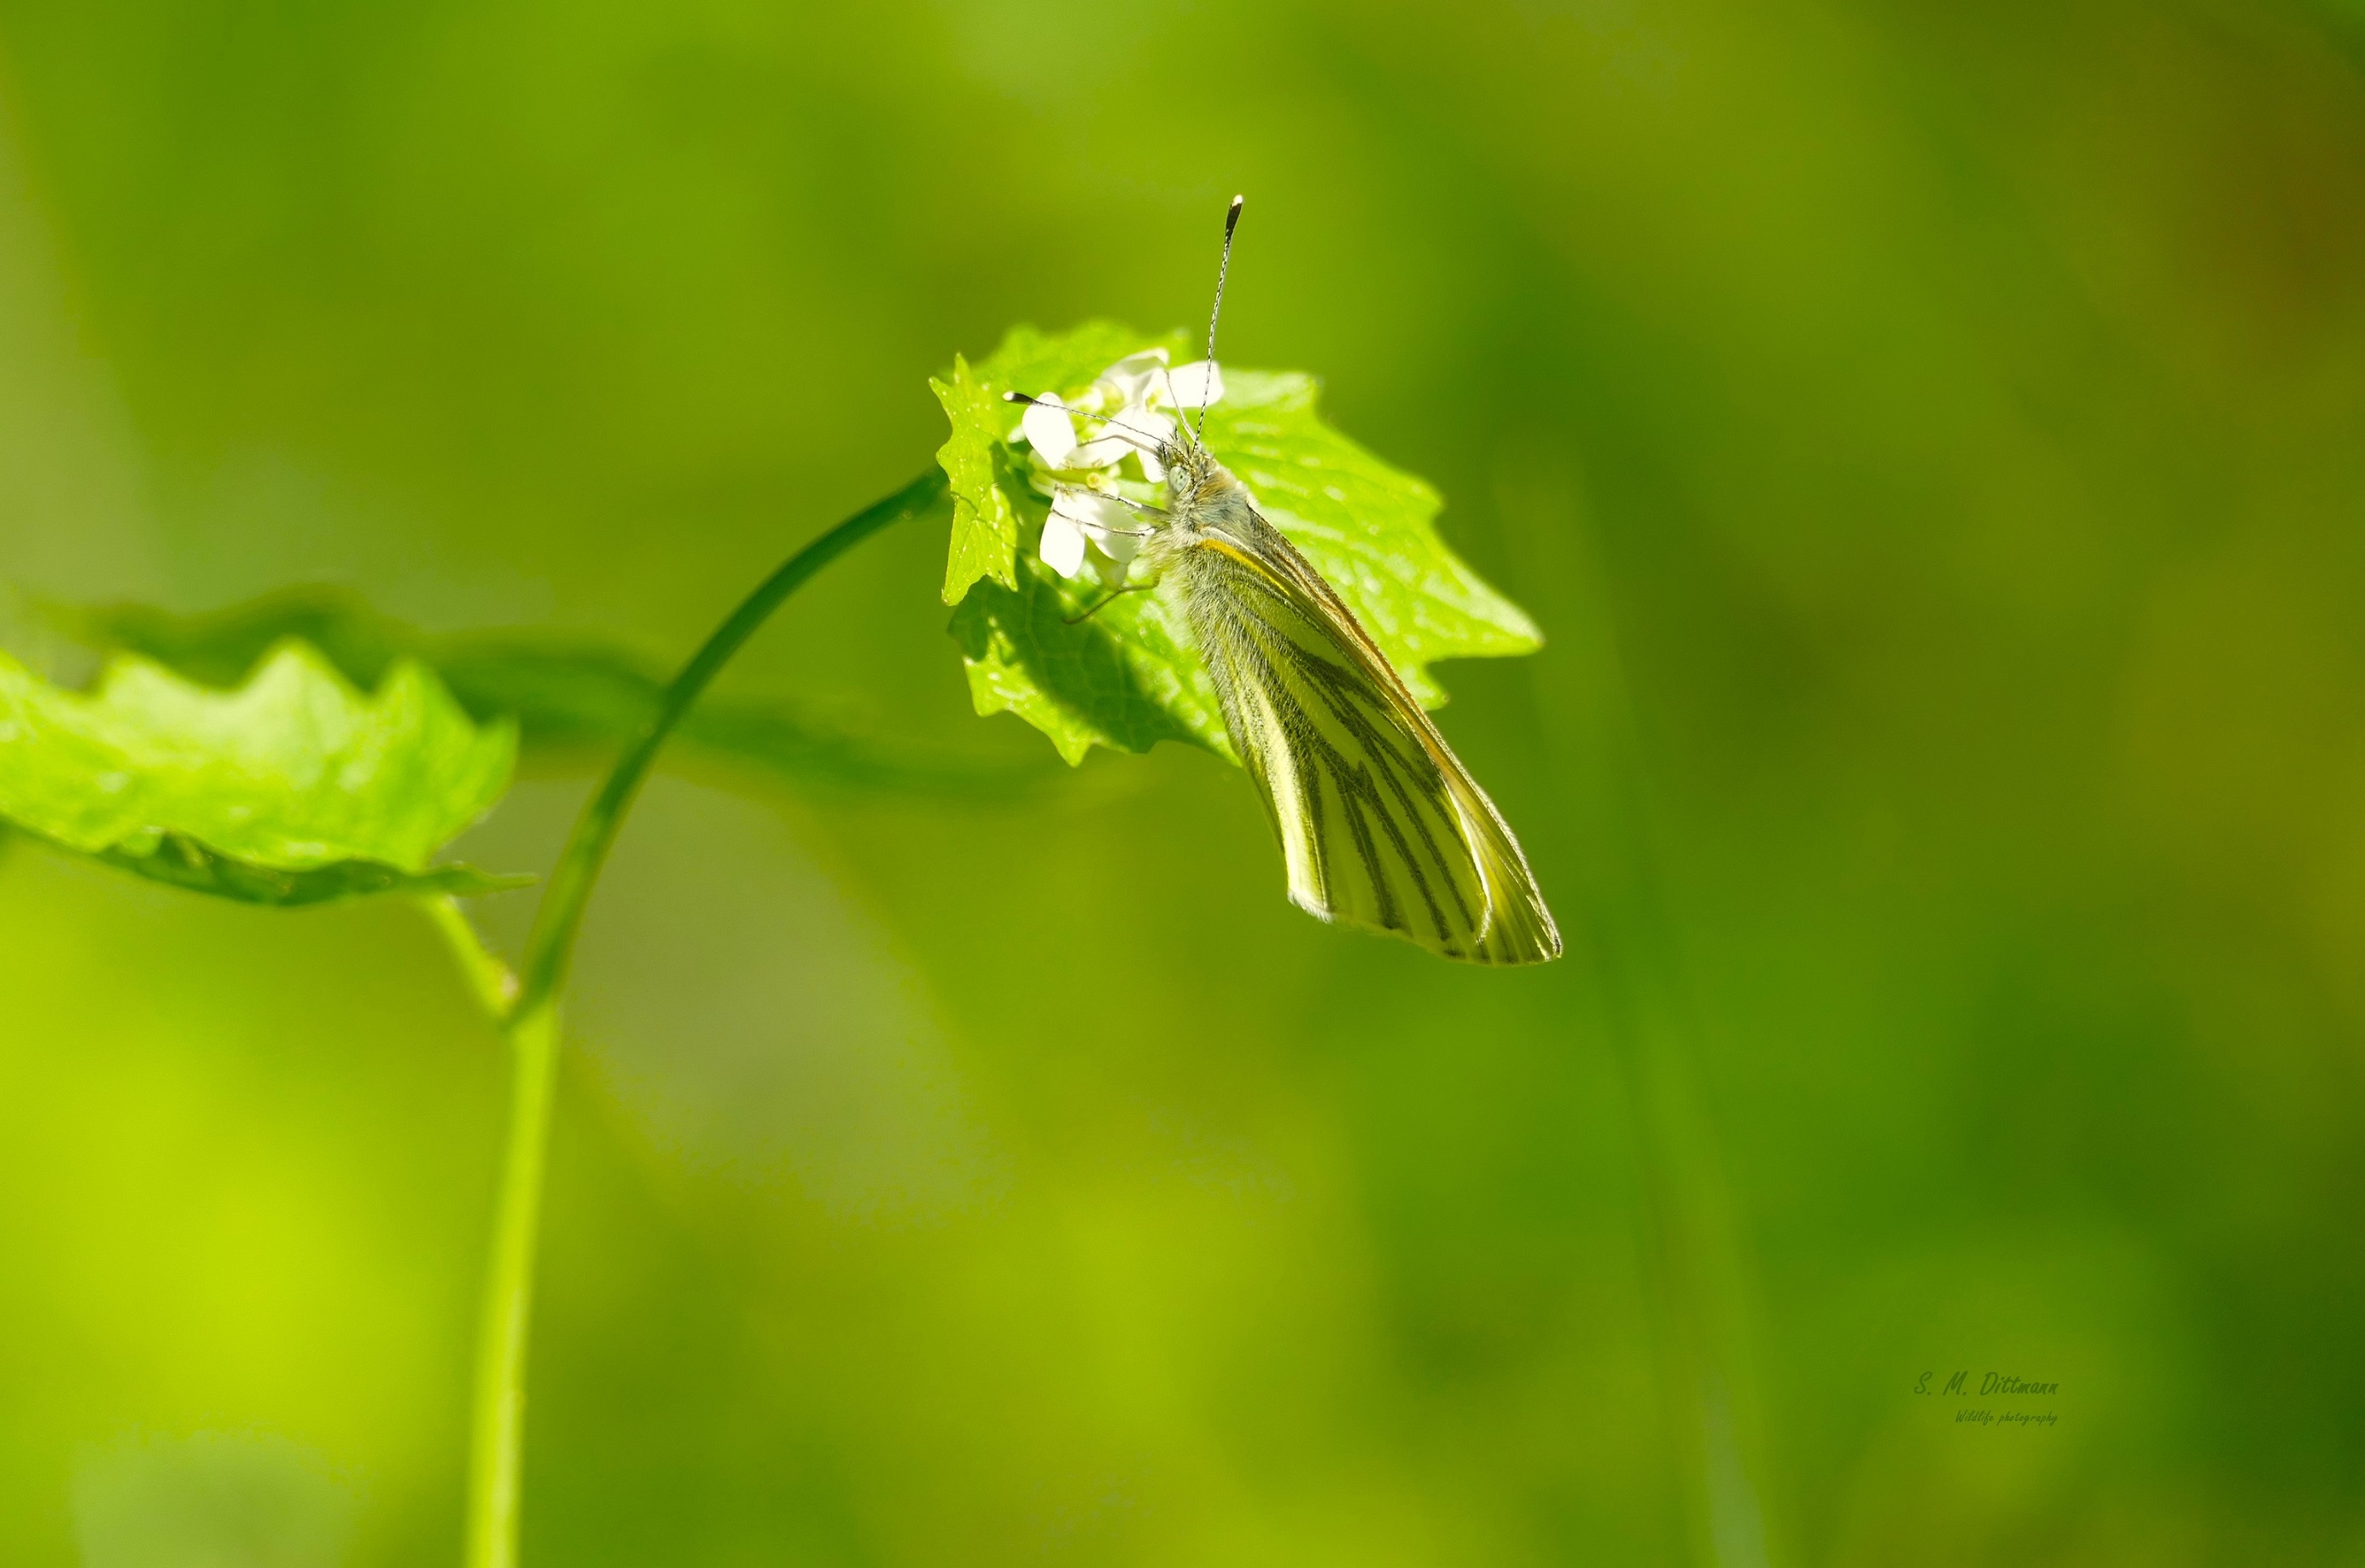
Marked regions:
[1016,349,1223,580]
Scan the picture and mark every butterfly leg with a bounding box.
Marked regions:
[1063,581,1157,626]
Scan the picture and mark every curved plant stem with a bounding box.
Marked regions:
[461,468,947,1568]
[511,469,948,1023]
[421,894,519,1019]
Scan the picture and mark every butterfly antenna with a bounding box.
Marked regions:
[1195,194,1244,441]
[1001,391,1168,456]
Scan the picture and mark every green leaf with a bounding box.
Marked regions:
[934,322,1543,765]
[931,324,1197,613]
[949,538,1230,767]
[55,587,1050,799]
[0,641,523,906]
[92,836,521,904]
[929,355,1022,606]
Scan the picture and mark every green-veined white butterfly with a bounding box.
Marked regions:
[1011,198,1563,965]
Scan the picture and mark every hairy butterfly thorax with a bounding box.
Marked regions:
[1148,441,1235,536]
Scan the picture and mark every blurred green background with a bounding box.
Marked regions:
[5,0,2365,1563]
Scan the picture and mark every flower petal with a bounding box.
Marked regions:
[1121,408,1176,444]
[1114,408,1175,481]
[1093,349,1171,410]
[1040,510,1088,578]
[1168,359,1224,411]
[1053,487,1145,566]
[1072,411,1162,470]
[1021,393,1078,468]
[1069,431,1133,469]
[1060,488,1134,535]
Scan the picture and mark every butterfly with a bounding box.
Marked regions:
[1011,199,1563,965]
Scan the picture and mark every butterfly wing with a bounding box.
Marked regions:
[1174,511,1563,965]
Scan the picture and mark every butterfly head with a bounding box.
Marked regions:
[1156,434,1240,523]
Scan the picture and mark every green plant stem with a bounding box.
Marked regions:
[1499,463,1780,1567]
[460,466,946,1568]
[421,894,519,1019]
[467,999,557,1568]
[510,468,947,1021]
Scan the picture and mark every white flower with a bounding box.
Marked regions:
[1021,350,1226,480]
[1168,358,1224,412]
[1020,392,1080,468]
[1040,487,1139,579]
[1073,410,1174,477]
[1092,348,1171,409]
[1018,349,1224,578]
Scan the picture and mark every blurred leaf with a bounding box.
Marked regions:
[49,591,426,695]
[935,322,1544,764]
[75,1430,355,1568]
[0,641,522,906]
[56,589,1051,798]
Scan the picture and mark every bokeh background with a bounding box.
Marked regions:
[5,1,2365,1563]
